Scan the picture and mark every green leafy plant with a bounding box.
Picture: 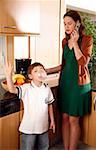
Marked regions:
[79,13,96,87]
[82,15,96,56]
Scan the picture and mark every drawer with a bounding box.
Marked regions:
[0,98,20,117]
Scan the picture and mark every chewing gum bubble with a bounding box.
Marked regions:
[37,71,47,79]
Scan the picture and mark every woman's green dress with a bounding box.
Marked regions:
[58,44,91,116]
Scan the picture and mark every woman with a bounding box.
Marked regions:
[46,10,93,150]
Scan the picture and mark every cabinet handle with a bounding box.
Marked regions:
[93,96,96,111]
[2,26,16,29]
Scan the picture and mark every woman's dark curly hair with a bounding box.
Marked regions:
[63,10,84,40]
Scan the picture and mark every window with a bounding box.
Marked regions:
[0,36,6,79]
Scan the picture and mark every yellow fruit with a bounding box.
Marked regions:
[12,74,25,84]
[16,78,25,85]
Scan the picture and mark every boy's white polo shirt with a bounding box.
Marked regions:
[17,81,55,134]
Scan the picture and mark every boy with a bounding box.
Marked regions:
[5,62,55,150]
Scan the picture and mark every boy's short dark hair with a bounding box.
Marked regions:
[27,62,45,75]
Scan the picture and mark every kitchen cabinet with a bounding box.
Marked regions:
[81,91,96,147]
[0,111,20,150]
[0,1,19,34]
[0,0,40,35]
[0,1,7,33]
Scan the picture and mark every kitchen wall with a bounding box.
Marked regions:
[14,0,65,68]
[30,0,65,68]
[66,0,96,14]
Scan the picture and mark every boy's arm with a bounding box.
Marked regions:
[48,104,55,133]
[5,62,18,94]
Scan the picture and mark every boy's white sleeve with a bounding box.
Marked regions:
[46,87,55,104]
[16,84,28,100]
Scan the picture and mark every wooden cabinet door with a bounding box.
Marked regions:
[81,91,96,147]
[0,0,20,34]
[0,0,40,34]
[87,91,96,147]
[0,112,20,150]
[0,1,8,33]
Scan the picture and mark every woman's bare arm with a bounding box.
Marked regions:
[46,65,61,74]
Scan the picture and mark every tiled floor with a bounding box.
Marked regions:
[49,142,96,150]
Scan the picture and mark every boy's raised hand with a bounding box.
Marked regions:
[4,61,13,77]
[4,60,18,94]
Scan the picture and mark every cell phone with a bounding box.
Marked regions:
[75,21,80,32]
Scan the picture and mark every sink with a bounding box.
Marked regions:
[44,73,59,87]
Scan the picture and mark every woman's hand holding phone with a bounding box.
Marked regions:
[68,21,80,49]
[71,21,80,42]
[71,30,79,41]
[68,29,79,50]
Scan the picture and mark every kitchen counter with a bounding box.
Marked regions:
[0,74,96,118]
[0,79,20,117]
[0,74,59,117]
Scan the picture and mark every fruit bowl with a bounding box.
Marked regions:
[1,74,26,91]
[1,80,24,91]
[1,80,26,92]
